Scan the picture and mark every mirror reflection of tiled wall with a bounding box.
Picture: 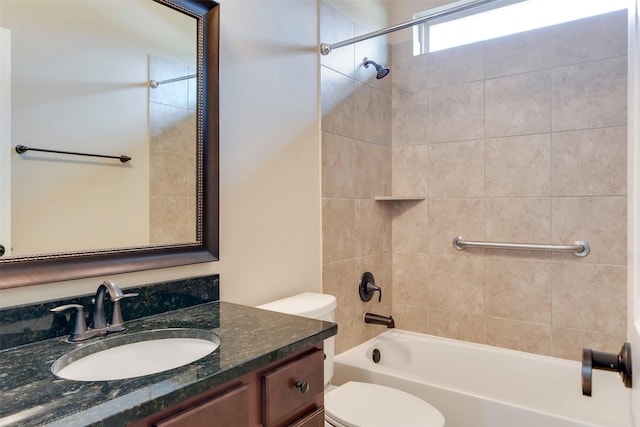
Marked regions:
[148,55,197,244]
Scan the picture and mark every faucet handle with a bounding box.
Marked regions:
[359,272,382,303]
[109,292,139,332]
[51,304,88,342]
[111,292,139,303]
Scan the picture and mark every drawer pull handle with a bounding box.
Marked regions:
[295,380,310,393]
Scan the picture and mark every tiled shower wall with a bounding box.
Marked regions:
[320,2,393,353]
[149,55,197,244]
[322,4,628,360]
[390,9,628,360]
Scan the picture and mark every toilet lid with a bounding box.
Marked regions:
[325,382,445,427]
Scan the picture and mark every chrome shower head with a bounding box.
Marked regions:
[363,57,390,79]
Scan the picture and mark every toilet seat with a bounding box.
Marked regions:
[325,381,445,427]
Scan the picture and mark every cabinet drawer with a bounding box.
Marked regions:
[154,383,249,427]
[262,350,324,426]
[289,407,324,427]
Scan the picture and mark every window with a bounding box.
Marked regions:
[414,0,628,54]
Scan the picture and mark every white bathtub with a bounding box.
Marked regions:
[332,330,631,427]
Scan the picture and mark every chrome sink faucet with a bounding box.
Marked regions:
[51,280,138,342]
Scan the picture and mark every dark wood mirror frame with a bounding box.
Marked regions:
[0,0,220,289]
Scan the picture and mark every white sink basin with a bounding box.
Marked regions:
[52,329,220,381]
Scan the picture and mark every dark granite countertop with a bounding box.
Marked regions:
[0,301,337,426]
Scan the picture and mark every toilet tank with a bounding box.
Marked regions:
[257,292,336,386]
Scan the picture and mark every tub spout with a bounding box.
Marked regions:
[364,312,395,328]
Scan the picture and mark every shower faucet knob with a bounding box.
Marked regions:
[359,272,382,302]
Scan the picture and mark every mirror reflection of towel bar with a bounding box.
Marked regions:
[453,236,590,257]
[15,145,131,163]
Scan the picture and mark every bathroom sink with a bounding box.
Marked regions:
[52,329,220,381]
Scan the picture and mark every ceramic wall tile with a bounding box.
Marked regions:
[552,262,627,335]
[322,132,357,198]
[354,83,392,145]
[552,196,627,265]
[391,41,429,94]
[427,254,484,314]
[322,199,355,263]
[335,318,368,354]
[552,327,626,361]
[485,257,551,324]
[426,42,484,88]
[485,70,551,138]
[428,140,484,198]
[427,310,485,344]
[486,317,552,355]
[392,145,429,197]
[392,200,429,253]
[551,10,628,67]
[354,199,391,257]
[393,252,429,305]
[323,260,359,326]
[551,127,627,196]
[393,303,429,334]
[428,198,484,256]
[356,141,390,198]
[484,27,551,78]
[391,91,429,147]
[321,66,356,138]
[485,134,551,197]
[485,197,551,244]
[427,81,484,143]
[551,57,627,131]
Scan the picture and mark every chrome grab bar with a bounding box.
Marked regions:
[453,236,590,257]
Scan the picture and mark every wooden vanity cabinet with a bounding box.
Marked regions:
[154,383,249,427]
[129,344,324,427]
[262,349,324,427]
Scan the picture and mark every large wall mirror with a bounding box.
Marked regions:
[0,0,220,288]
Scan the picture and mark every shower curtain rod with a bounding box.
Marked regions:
[320,0,500,55]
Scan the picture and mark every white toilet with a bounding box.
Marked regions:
[258,293,445,427]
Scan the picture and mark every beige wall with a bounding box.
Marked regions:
[321,3,629,360]
[0,0,322,308]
